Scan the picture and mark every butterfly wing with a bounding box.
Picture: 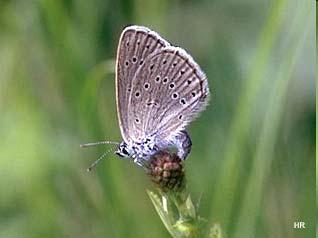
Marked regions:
[116,26,170,143]
[127,46,210,143]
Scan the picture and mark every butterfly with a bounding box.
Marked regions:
[81,25,210,169]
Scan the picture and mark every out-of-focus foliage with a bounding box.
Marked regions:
[0,0,315,238]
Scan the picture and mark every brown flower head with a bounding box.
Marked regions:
[145,150,185,192]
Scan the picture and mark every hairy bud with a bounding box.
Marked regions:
[146,150,185,192]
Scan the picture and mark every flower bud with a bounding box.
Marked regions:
[146,150,185,192]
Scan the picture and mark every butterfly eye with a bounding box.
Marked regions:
[132,57,137,63]
[180,69,185,75]
[125,61,129,66]
[135,91,140,98]
[187,79,192,85]
[117,143,130,157]
[163,77,168,84]
[120,146,130,156]
[155,76,160,83]
[162,60,167,65]
[191,92,196,97]
[139,60,144,65]
[169,83,175,89]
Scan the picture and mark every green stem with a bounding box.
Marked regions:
[148,189,200,238]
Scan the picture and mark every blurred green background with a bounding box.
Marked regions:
[0,0,315,237]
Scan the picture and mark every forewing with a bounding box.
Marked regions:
[115,26,170,142]
[127,46,210,142]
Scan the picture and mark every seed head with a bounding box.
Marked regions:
[146,150,185,192]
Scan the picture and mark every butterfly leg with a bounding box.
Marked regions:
[132,154,147,167]
[175,130,192,160]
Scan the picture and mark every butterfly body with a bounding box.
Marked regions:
[113,25,209,165]
[115,137,158,160]
[115,131,192,165]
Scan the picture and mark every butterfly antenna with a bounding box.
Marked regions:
[86,147,115,172]
[80,140,119,148]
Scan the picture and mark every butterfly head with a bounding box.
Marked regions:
[115,141,132,157]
